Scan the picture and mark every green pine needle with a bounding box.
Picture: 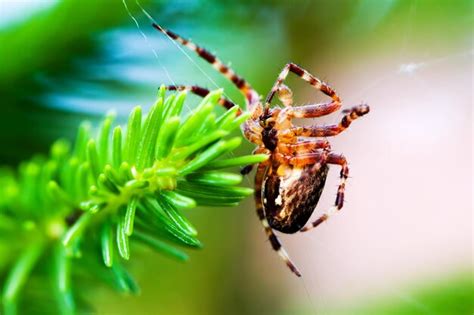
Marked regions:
[0,88,264,315]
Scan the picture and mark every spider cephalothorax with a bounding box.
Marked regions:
[153,22,369,277]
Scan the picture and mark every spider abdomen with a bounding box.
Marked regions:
[263,163,329,234]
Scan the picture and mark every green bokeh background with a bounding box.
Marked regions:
[0,1,472,314]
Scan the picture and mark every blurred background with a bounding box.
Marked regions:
[0,0,472,314]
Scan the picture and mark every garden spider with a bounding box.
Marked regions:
[152,23,369,277]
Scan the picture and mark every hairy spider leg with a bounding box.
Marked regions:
[164,85,240,113]
[266,63,344,137]
[279,139,331,155]
[265,63,341,108]
[151,23,260,109]
[151,23,264,158]
[287,151,328,167]
[286,102,345,119]
[300,153,349,232]
[275,84,294,106]
[255,162,302,277]
[292,104,370,137]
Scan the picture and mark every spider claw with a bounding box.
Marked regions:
[288,262,302,277]
[276,246,302,277]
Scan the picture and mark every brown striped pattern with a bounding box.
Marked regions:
[254,162,302,277]
[281,139,331,155]
[300,153,349,232]
[152,23,258,106]
[293,104,370,137]
[289,101,342,119]
[165,85,241,114]
[289,151,327,167]
[265,63,341,106]
[300,214,328,231]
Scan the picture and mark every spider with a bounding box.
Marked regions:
[152,23,369,277]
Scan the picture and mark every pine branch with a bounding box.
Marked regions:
[0,88,265,314]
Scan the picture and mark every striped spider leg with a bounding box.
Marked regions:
[151,22,264,149]
[164,85,239,112]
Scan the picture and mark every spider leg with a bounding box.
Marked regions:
[286,102,343,119]
[152,23,260,109]
[278,139,331,155]
[292,104,370,137]
[300,153,349,232]
[255,162,301,277]
[288,151,328,167]
[165,85,240,113]
[274,101,345,133]
[242,121,263,146]
[265,63,341,106]
[274,84,341,119]
[275,84,294,106]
